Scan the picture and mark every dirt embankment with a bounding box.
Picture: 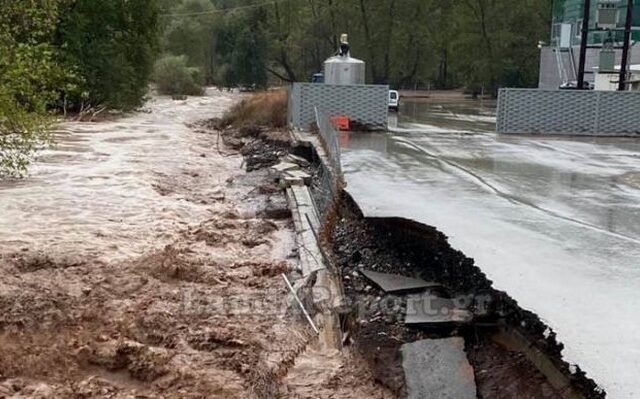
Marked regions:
[207,114,397,399]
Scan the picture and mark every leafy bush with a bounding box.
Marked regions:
[154,55,205,96]
[0,0,72,177]
[0,89,52,177]
[0,0,161,177]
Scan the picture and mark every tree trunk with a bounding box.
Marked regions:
[358,0,378,82]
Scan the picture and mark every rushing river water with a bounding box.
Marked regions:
[341,99,640,398]
[0,90,240,263]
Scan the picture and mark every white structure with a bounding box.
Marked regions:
[323,34,365,85]
[323,56,365,85]
[594,64,640,90]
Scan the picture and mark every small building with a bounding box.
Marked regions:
[593,64,640,89]
[539,0,640,89]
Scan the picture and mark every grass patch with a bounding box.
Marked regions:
[220,90,287,129]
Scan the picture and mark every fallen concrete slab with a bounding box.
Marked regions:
[359,269,440,293]
[286,186,325,276]
[405,293,472,327]
[271,162,299,173]
[401,338,476,399]
[285,153,310,167]
[284,169,312,185]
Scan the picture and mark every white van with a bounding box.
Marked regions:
[388,90,399,111]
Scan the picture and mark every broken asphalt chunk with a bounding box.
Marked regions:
[401,338,477,399]
[359,269,440,293]
[404,293,473,327]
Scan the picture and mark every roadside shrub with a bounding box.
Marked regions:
[0,89,52,177]
[154,55,205,96]
[220,90,287,129]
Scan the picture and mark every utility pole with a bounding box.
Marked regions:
[618,0,634,91]
[578,0,592,89]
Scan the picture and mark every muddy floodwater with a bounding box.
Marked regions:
[341,99,640,398]
[0,91,239,262]
[0,90,393,398]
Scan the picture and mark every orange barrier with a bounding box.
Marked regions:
[330,115,350,131]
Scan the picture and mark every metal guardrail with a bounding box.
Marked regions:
[497,88,640,136]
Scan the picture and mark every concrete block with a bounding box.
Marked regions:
[284,169,312,185]
[285,153,310,167]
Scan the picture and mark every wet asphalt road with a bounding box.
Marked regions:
[340,99,640,398]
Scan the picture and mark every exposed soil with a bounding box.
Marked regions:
[468,337,563,398]
[328,191,605,399]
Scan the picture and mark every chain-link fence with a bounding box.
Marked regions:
[314,107,342,177]
[308,108,345,223]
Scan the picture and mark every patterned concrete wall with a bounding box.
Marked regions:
[288,83,388,130]
[497,88,640,136]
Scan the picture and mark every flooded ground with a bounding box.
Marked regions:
[0,89,391,398]
[341,99,640,398]
[0,91,240,262]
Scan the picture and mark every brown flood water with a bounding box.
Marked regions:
[0,90,239,263]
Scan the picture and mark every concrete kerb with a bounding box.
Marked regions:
[273,139,345,350]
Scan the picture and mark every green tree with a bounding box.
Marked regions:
[154,54,205,95]
[451,0,552,94]
[161,0,219,83]
[0,0,77,176]
[158,0,552,92]
[215,8,269,88]
[57,0,160,110]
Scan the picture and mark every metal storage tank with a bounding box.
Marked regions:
[323,34,365,85]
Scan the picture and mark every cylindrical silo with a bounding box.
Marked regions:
[323,34,366,85]
[323,56,365,85]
